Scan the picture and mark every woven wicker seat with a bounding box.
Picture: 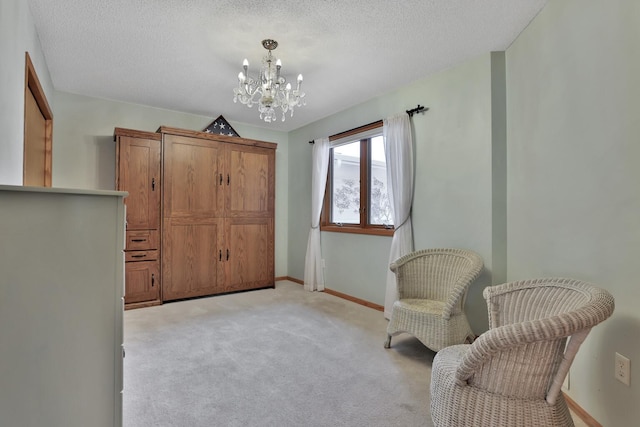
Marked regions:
[384,248,483,352]
[430,278,615,427]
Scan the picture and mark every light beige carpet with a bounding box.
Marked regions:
[123,280,434,426]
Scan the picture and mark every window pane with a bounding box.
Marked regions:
[368,135,391,225]
[331,141,360,224]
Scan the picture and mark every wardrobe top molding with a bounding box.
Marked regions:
[113,126,278,150]
[113,127,161,141]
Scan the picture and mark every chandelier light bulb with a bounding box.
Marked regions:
[232,39,306,123]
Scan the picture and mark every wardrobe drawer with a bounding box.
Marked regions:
[125,250,158,262]
[125,230,159,250]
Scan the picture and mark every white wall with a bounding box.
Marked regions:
[0,0,54,185]
[506,1,640,424]
[53,91,289,277]
[288,53,499,332]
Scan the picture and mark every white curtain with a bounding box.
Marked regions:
[383,114,415,318]
[304,137,331,291]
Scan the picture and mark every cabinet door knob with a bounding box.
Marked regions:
[219,173,223,185]
[219,249,222,261]
[151,273,155,287]
[152,177,156,191]
[227,174,230,185]
[226,249,230,261]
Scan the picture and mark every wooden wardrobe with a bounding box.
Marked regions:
[115,128,161,308]
[115,126,276,308]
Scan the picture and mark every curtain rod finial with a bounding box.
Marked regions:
[406,104,428,117]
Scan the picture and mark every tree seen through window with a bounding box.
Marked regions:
[325,133,393,231]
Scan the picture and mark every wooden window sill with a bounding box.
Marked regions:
[320,225,394,237]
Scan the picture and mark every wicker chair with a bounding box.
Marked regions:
[430,278,615,427]
[383,248,484,352]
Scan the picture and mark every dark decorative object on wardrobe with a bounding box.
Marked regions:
[203,115,240,137]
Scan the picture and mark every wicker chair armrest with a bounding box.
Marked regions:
[390,255,415,300]
[389,250,425,272]
[442,258,483,320]
[389,250,434,299]
[454,302,612,384]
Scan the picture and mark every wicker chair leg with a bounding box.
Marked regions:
[384,334,392,349]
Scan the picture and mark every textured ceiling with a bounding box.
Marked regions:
[27,0,547,132]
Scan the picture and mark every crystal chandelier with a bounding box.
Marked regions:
[233,39,306,123]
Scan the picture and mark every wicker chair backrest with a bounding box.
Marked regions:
[462,278,614,400]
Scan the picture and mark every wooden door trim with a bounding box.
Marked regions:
[24,52,53,186]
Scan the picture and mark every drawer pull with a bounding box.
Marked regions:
[131,238,147,242]
[130,254,147,258]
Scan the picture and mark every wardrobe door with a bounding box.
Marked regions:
[124,260,160,304]
[118,136,160,230]
[221,143,275,292]
[163,134,224,219]
[224,144,275,218]
[223,217,274,292]
[162,134,225,301]
[162,218,224,300]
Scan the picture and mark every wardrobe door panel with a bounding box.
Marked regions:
[162,218,224,301]
[124,261,160,304]
[223,217,274,292]
[225,144,275,218]
[118,136,160,230]
[164,134,224,219]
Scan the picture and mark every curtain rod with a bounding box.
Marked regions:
[406,104,428,117]
[308,104,428,144]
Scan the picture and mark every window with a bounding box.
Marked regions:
[321,122,393,236]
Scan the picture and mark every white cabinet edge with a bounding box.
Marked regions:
[0,184,127,197]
